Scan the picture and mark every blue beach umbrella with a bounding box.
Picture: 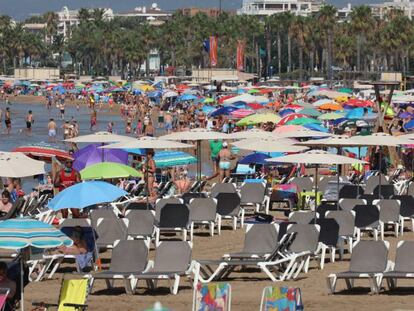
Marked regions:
[0,218,72,310]
[232,101,247,108]
[404,119,414,130]
[178,94,198,101]
[202,105,216,114]
[279,109,295,117]
[239,153,270,165]
[209,106,239,117]
[303,123,329,132]
[48,181,127,211]
[154,151,197,168]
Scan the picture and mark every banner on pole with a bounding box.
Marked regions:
[209,36,218,67]
[237,40,245,71]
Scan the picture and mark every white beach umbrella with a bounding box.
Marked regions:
[267,150,366,210]
[0,152,45,178]
[163,90,179,98]
[228,129,271,140]
[102,136,194,150]
[65,131,134,143]
[349,132,412,147]
[223,93,268,105]
[277,129,334,138]
[232,137,307,153]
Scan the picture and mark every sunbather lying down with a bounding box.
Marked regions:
[52,227,88,255]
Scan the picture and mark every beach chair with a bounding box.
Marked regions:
[87,240,149,294]
[210,183,237,198]
[155,198,183,222]
[357,194,379,205]
[391,195,414,234]
[90,208,117,228]
[313,218,339,269]
[288,211,317,224]
[154,202,190,246]
[381,241,414,290]
[365,174,389,195]
[189,198,220,238]
[325,210,356,256]
[32,278,90,310]
[95,217,129,250]
[0,198,25,220]
[338,198,366,211]
[338,185,364,199]
[192,283,231,311]
[316,202,337,219]
[130,241,194,295]
[239,182,270,214]
[214,192,244,231]
[373,185,395,199]
[373,199,402,239]
[289,177,313,193]
[125,210,155,247]
[353,204,380,241]
[259,286,303,311]
[0,289,9,311]
[327,240,389,294]
[182,192,208,205]
[125,202,153,211]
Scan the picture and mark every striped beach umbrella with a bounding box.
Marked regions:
[0,218,73,310]
[154,151,197,168]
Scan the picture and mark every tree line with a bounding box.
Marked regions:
[0,5,412,80]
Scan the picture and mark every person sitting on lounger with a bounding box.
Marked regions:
[58,227,87,255]
[0,262,16,300]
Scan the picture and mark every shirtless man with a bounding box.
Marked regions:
[25,110,34,134]
[48,118,57,142]
[4,107,11,134]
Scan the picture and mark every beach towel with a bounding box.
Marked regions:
[270,184,298,205]
[58,279,88,311]
[261,287,303,311]
[194,283,231,311]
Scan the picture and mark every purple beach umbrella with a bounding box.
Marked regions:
[73,144,128,171]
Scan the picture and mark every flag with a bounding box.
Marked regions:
[209,36,218,67]
[236,40,245,71]
[203,39,210,53]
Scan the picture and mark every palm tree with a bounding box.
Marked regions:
[43,11,58,44]
[52,34,65,69]
[77,8,91,24]
[350,6,374,72]
[290,16,307,81]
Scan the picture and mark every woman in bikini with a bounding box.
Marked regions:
[143,149,156,197]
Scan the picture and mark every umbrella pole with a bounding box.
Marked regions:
[379,147,382,199]
[337,164,340,208]
[197,141,201,186]
[20,253,24,311]
[314,165,319,222]
[357,147,361,197]
[145,156,149,210]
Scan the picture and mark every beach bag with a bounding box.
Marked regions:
[260,286,303,311]
[193,282,231,311]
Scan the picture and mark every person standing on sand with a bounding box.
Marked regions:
[4,107,11,134]
[25,110,34,134]
[218,142,234,181]
[48,118,57,142]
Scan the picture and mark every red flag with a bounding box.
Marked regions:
[209,36,218,67]
[237,40,245,71]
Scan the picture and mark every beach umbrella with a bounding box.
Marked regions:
[303,123,329,132]
[232,101,247,108]
[318,103,343,111]
[286,117,321,126]
[160,129,228,181]
[0,152,45,178]
[248,89,260,94]
[65,131,134,143]
[266,150,366,213]
[232,137,307,153]
[350,132,411,147]
[318,112,344,120]
[80,162,142,180]
[404,120,414,130]
[338,87,353,94]
[247,103,264,110]
[344,99,373,108]
[277,129,333,138]
[202,105,216,114]
[312,99,332,107]
[278,109,296,117]
[277,113,308,126]
[239,153,271,165]
[153,151,197,168]
[202,98,215,104]
[399,112,414,119]
[163,91,178,98]
[284,104,303,110]
[12,143,72,163]
[236,113,281,126]
[48,181,127,211]
[230,108,255,118]
[223,93,268,105]
[299,108,322,117]
[228,129,270,140]
[345,107,367,120]
[0,218,73,310]
[103,136,195,150]
[73,144,128,171]
[273,125,307,133]
[209,106,239,117]
[178,94,198,101]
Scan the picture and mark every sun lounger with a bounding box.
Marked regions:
[0,289,9,311]
[338,185,364,199]
[373,199,402,239]
[95,217,129,250]
[327,240,389,294]
[189,198,220,238]
[154,202,190,245]
[338,198,367,211]
[210,183,237,198]
[391,195,414,234]
[325,210,356,256]
[32,278,90,310]
[289,211,317,224]
[381,241,414,289]
[313,218,339,269]
[214,192,244,230]
[130,241,194,295]
[239,182,270,214]
[353,204,380,241]
[87,240,149,294]
[125,210,155,246]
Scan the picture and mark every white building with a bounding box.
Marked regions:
[116,2,171,22]
[370,0,414,19]
[56,6,114,39]
[237,0,321,17]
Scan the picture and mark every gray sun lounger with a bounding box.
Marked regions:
[86,240,149,294]
[381,240,414,290]
[189,198,220,238]
[327,240,389,294]
[125,209,155,246]
[129,241,194,295]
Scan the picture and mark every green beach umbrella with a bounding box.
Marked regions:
[203,98,215,104]
[80,162,142,180]
[248,89,260,94]
[338,87,353,94]
[318,112,345,120]
[154,151,197,168]
[286,117,321,126]
[299,108,322,117]
[236,113,281,126]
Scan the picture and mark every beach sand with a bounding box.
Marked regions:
[23,220,414,311]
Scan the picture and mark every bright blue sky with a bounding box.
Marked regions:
[0,0,378,20]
